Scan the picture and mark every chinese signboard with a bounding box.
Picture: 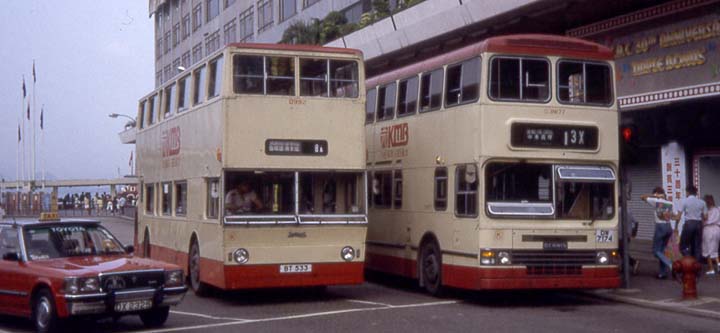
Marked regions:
[661,142,687,206]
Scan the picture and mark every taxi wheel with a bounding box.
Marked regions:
[189,241,210,296]
[139,306,169,328]
[420,241,443,296]
[33,289,59,333]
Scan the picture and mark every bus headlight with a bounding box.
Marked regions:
[498,251,511,265]
[596,251,609,265]
[480,250,495,265]
[233,248,249,264]
[341,246,355,261]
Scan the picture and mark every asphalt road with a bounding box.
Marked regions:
[0,217,717,333]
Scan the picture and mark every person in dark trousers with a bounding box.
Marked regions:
[676,185,707,263]
[641,187,675,279]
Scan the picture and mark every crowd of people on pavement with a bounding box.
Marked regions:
[641,185,720,279]
[58,192,135,216]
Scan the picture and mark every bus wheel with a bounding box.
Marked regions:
[189,240,210,296]
[143,229,151,258]
[420,241,443,296]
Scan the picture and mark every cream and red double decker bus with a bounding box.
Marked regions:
[364,34,620,294]
[135,43,367,294]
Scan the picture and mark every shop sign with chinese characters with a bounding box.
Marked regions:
[661,142,687,206]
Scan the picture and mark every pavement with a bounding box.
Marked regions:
[587,244,720,321]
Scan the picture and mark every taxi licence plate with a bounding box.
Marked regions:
[279,264,312,273]
[114,299,152,312]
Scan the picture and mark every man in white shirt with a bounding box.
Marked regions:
[641,187,676,279]
[225,182,264,214]
[676,185,707,262]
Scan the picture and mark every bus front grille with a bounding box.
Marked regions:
[512,250,596,275]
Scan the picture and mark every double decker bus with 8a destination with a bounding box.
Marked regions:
[134,43,368,294]
[364,34,620,294]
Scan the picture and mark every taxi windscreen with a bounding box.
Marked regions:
[23,225,126,260]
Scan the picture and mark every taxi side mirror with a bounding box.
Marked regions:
[2,252,20,261]
[124,245,135,254]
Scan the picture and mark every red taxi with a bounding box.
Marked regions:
[0,218,187,332]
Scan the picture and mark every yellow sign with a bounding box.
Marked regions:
[39,212,60,222]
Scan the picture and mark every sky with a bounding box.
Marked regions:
[0,1,153,182]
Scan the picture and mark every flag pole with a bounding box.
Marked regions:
[21,76,26,185]
[41,105,45,189]
[32,60,37,182]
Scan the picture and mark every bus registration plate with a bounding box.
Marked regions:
[595,230,614,243]
[279,264,313,273]
[114,299,152,312]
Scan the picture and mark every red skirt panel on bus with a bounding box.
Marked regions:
[366,253,620,290]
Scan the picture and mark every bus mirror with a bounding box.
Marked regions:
[465,165,477,184]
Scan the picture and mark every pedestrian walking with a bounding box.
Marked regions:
[702,195,720,275]
[677,185,707,262]
[118,196,126,215]
[641,187,676,279]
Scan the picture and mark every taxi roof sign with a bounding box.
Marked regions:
[39,212,60,222]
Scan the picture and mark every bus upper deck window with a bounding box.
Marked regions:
[397,76,418,117]
[266,56,295,96]
[148,95,157,125]
[193,65,207,105]
[177,75,190,112]
[233,55,264,94]
[164,83,176,118]
[489,57,549,102]
[208,56,224,98]
[330,60,358,98]
[445,57,480,107]
[558,61,612,105]
[376,83,396,121]
[365,88,376,123]
[420,68,443,112]
[300,58,328,97]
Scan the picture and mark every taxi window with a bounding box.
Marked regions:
[0,227,19,257]
[23,225,125,260]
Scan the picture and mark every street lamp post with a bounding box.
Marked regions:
[108,113,137,129]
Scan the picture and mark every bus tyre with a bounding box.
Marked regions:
[420,241,443,296]
[143,229,151,258]
[33,289,59,333]
[189,240,210,296]
[139,306,170,328]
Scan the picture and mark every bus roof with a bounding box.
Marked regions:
[227,42,363,57]
[367,34,613,88]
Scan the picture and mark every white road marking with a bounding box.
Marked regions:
[137,300,459,333]
[170,310,250,322]
[346,299,393,307]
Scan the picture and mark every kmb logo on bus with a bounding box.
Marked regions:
[161,126,181,157]
[380,123,409,148]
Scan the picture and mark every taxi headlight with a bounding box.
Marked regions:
[233,248,249,264]
[498,251,511,265]
[341,246,355,261]
[164,270,184,287]
[64,277,100,294]
[596,251,609,265]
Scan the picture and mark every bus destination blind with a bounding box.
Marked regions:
[265,139,328,156]
[511,123,598,150]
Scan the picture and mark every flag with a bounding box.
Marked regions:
[32,61,36,83]
[129,151,133,167]
[22,78,26,98]
[18,124,21,142]
[40,107,44,129]
[27,104,30,120]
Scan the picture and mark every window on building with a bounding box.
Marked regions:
[164,31,171,54]
[161,183,172,216]
[434,167,447,211]
[257,0,274,32]
[205,30,221,55]
[192,4,202,31]
[145,184,155,215]
[330,60,358,98]
[155,70,163,86]
[303,0,321,8]
[181,51,191,69]
[164,83,176,118]
[239,7,254,42]
[455,164,478,217]
[558,61,613,105]
[224,19,237,45]
[138,101,146,129]
[489,57,550,102]
[178,75,190,112]
[192,42,203,64]
[393,170,402,209]
[163,65,172,84]
[148,94,158,125]
[208,56,224,98]
[207,0,220,22]
[156,38,163,60]
[420,68,443,112]
[341,0,372,25]
[397,76,419,117]
[182,14,191,40]
[365,88,376,123]
[280,0,297,22]
[207,178,220,219]
[175,182,187,216]
[225,0,237,8]
[445,57,480,107]
[372,171,392,208]
[173,23,181,47]
[376,83,396,121]
[173,57,181,73]
[193,65,207,105]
